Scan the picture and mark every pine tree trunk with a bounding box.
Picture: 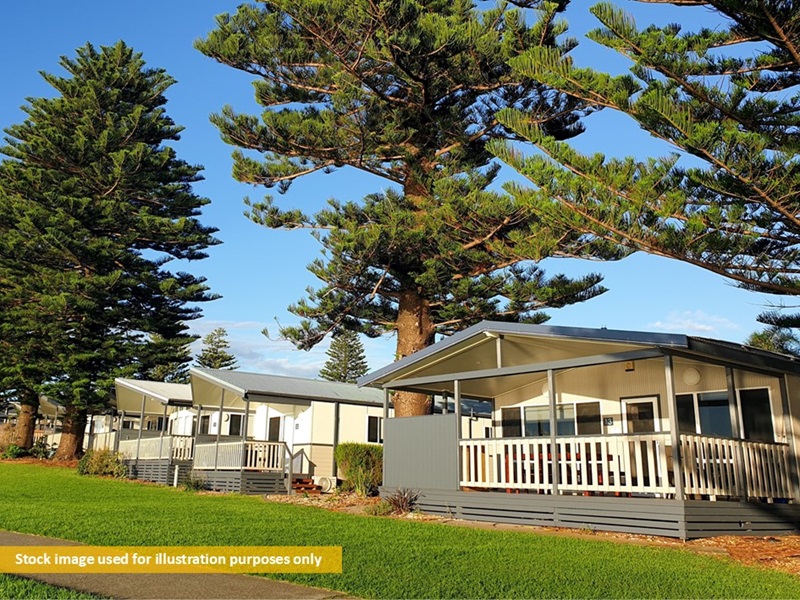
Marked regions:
[12,390,39,450]
[393,286,435,416]
[54,406,87,460]
[13,405,37,450]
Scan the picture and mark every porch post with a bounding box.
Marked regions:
[158,403,168,460]
[135,394,146,465]
[332,401,340,477]
[86,414,95,452]
[548,369,559,496]
[442,391,448,415]
[496,335,503,368]
[114,410,124,452]
[213,389,225,471]
[192,406,203,467]
[779,376,800,500]
[726,367,747,498]
[454,379,462,487]
[242,398,250,474]
[242,399,250,442]
[383,389,390,421]
[454,380,462,439]
[663,356,685,502]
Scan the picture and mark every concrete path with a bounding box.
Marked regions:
[0,531,349,599]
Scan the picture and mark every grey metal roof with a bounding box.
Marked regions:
[358,320,688,387]
[190,368,386,406]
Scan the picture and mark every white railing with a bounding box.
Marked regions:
[460,434,793,500]
[118,436,171,460]
[171,435,194,461]
[193,440,288,472]
[194,440,244,470]
[460,434,674,496]
[85,431,117,451]
[243,442,286,471]
[680,434,792,500]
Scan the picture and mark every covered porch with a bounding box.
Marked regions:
[366,322,800,538]
[189,369,315,494]
[114,378,195,485]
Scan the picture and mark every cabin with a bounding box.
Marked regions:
[188,368,396,494]
[361,321,800,539]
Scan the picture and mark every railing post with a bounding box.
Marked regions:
[663,355,685,502]
[192,406,202,467]
[114,410,123,453]
[548,369,558,497]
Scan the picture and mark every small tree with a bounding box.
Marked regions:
[319,330,369,384]
[195,328,238,370]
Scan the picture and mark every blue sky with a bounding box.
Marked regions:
[0,2,784,377]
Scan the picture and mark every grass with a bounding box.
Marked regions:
[1,462,800,599]
[0,574,101,599]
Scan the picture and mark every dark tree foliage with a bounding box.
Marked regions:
[493,1,800,324]
[0,42,218,458]
[197,0,623,415]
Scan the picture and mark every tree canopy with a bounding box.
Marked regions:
[197,0,623,415]
[492,0,800,306]
[0,42,218,457]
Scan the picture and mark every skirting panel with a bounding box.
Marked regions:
[382,488,800,539]
[192,470,288,495]
[125,459,171,485]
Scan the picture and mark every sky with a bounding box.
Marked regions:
[0,2,787,378]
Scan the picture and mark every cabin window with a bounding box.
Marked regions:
[501,408,522,437]
[518,402,600,437]
[229,414,243,437]
[199,415,210,435]
[676,394,697,434]
[739,388,774,443]
[367,416,383,443]
[576,402,602,435]
[674,388,774,441]
[698,391,733,437]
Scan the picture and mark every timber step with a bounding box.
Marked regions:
[292,477,322,495]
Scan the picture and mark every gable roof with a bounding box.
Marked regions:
[114,378,193,414]
[359,321,800,396]
[190,368,386,408]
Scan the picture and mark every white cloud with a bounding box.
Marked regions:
[648,310,740,335]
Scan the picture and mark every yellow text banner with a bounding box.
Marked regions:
[0,546,342,574]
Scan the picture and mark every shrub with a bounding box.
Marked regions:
[385,488,419,514]
[76,449,128,478]
[28,438,53,460]
[183,472,206,492]
[364,499,393,517]
[1,444,27,459]
[334,442,383,497]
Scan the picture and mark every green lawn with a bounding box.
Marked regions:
[1,462,799,598]
[0,574,101,599]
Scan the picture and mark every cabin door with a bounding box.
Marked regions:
[621,396,660,433]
